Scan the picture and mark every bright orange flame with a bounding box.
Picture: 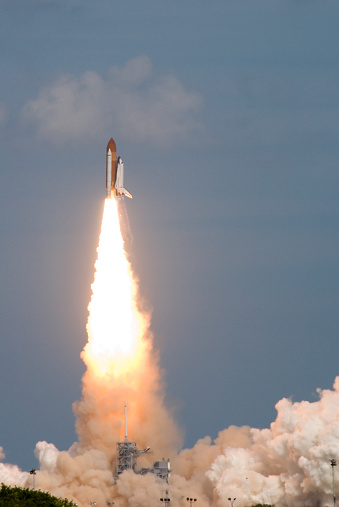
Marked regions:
[82,198,148,378]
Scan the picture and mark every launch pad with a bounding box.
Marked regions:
[115,407,170,483]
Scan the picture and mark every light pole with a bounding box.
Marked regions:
[29,469,36,490]
[186,497,197,507]
[228,498,236,507]
[331,459,337,507]
[161,490,171,506]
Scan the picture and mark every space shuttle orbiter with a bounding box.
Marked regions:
[106,138,132,199]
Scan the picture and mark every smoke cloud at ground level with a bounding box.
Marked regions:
[2,378,339,506]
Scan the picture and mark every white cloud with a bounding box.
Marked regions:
[21,56,203,146]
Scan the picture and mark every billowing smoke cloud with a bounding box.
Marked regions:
[1,198,339,506]
[3,377,336,507]
[0,446,28,488]
[172,380,339,507]
[21,56,203,146]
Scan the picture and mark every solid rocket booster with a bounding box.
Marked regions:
[106,138,132,199]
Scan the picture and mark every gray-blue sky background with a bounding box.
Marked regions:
[0,0,338,471]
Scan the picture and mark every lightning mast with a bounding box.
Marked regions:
[124,405,128,441]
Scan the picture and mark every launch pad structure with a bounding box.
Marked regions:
[115,407,170,483]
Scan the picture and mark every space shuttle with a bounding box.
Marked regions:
[106,138,132,199]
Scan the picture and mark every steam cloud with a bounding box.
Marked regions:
[1,199,338,506]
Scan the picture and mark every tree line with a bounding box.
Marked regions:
[0,484,77,506]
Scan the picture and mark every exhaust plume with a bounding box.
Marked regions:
[74,199,182,458]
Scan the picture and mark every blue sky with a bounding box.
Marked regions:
[0,0,338,471]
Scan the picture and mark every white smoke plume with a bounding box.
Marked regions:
[0,447,28,488]
[172,379,339,507]
[0,199,338,506]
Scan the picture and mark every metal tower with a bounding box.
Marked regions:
[115,406,151,478]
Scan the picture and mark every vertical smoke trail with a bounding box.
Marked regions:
[74,198,182,462]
